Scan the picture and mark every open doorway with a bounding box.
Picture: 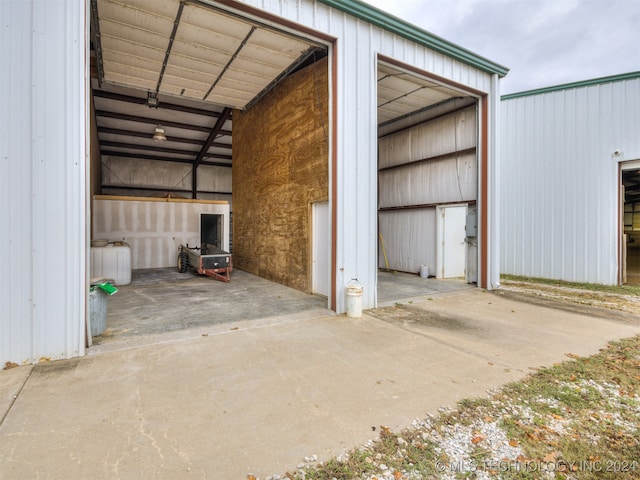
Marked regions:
[88,0,333,345]
[622,165,640,285]
[376,59,479,302]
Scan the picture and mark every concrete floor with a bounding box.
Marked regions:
[92,268,471,351]
[94,268,329,350]
[2,288,639,479]
[377,270,473,303]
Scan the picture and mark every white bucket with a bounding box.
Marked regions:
[345,279,363,318]
[419,264,430,278]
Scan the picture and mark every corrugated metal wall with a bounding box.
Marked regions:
[378,106,477,273]
[101,158,233,204]
[1,0,501,365]
[1,1,87,365]
[240,0,499,309]
[500,76,640,284]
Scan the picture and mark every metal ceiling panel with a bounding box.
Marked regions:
[179,2,250,38]
[249,28,311,59]
[95,0,319,109]
[377,63,464,123]
[227,57,284,81]
[176,24,247,55]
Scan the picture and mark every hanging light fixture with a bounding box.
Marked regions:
[152,126,167,141]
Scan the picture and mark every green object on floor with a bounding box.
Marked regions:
[91,282,118,296]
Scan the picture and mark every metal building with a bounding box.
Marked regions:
[500,72,640,285]
[1,0,506,365]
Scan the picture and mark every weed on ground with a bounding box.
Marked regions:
[273,336,640,480]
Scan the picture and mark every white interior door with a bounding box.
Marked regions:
[312,202,329,296]
[437,204,467,278]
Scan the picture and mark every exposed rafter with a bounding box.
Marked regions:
[102,151,232,166]
[97,127,231,149]
[95,110,232,136]
[192,108,233,198]
[93,91,225,118]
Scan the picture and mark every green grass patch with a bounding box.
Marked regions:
[283,337,640,479]
[500,274,640,296]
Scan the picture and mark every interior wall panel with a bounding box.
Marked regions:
[379,106,476,168]
[379,153,477,208]
[198,165,232,194]
[378,106,478,274]
[379,209,437,274]
[93,197,230,269]
[102,157,193,191]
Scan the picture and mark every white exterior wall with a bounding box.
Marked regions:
[236,0,500,309]
[1,1,87,365]
[500,76,640,284]
[1,0,501,365]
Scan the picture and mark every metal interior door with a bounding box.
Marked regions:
[438,204,467,278]
[312,202,329,296]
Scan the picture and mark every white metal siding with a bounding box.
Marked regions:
[0,0,501,366]
[239,0,497,309]
[1,1,87,365]
[500,77,640,284]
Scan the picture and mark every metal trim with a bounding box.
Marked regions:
[156,1,186,94]
[89,0,105,86]
[502,71,640,100]
[318,0,509,77]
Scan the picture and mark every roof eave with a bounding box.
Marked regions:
[502,71,640,100]
[318,0,509,77]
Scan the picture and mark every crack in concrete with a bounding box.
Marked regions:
[0,367,34,429]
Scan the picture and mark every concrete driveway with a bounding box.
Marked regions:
[1,289,639,479]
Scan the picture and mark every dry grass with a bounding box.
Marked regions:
[279,336,640,480]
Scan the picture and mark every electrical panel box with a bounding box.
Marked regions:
[466,211,477,237]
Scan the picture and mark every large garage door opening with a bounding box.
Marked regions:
[622,167,640,285]
[376,60,479,303]
[88,0,332,346]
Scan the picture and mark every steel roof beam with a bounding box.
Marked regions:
[97,127,231,149]
[101,150,232,166]
[95,110,232,136]
[93,91,226,118]
[100,140,201,157]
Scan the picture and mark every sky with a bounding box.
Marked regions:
[362,0,640,94]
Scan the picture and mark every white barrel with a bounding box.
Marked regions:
[345,279,363,318]
[419,264,430,278]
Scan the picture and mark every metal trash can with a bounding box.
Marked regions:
[89,281,118,336]
[345,279,363,318]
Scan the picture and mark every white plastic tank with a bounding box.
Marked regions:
[90,242,132,285]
